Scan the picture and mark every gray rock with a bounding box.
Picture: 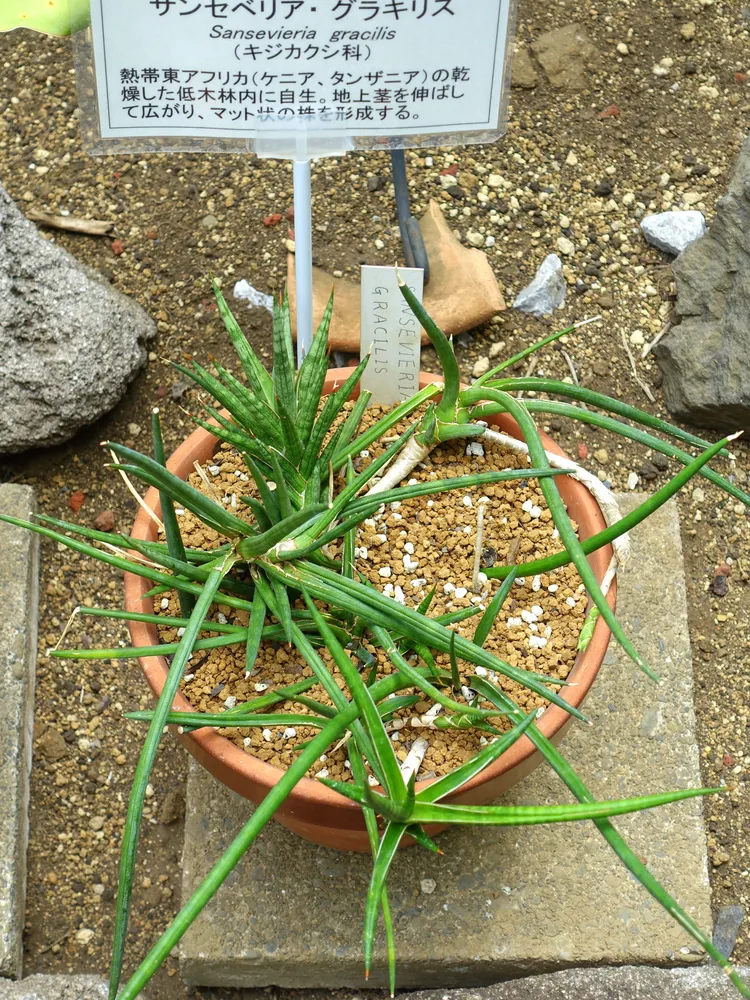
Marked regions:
[0,183,154,453]
[0,976,130,998]
[654,137,750,432]
[0,487,39,978]
[640,211,706,255]
[513,254,566,316]
[397,965,750,1000]
[531,25,600,90]
[714,905,745,958]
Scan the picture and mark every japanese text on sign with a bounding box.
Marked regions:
[90,0,514,142]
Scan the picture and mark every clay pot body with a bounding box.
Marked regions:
[124,371,615,852]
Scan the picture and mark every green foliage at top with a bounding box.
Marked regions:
[4,279,748,1000]
[0,0,91,35]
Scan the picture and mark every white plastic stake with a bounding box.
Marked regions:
[293,158,313,367]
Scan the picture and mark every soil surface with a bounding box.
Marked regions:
[0,0,748,995]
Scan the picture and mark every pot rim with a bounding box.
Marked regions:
[124,369,615,813]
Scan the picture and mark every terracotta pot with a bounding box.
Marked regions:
[124,370,615,852]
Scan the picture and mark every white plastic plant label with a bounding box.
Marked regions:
[80,0,516,154]
[360,265,423,406]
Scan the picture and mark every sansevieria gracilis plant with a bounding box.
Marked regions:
[3,280,748,1000]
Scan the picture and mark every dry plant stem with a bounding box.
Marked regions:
[107,447,165,534]
[515,357,538,401]
[366,436,434,496]
[472,501,488,592]
[27,209,114,235]
[620,331,656,404]
[193,460,222,503]
[642,313,674,360]
[49,605,81,654]
[560,350,588,409]
[400,737,428,784]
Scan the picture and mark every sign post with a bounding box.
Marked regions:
[74,0,518,367]
[292,158,314,363]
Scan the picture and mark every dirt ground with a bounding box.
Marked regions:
[0,0,749,996]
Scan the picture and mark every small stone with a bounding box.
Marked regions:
[710,575,728,598]
[488,173,503,188]
[565,151,579,166]
[89,816,105,832]
[472,356,490,378]
[594,180,613,197]
[681,21,696,39]
[93,510,116,532]
[373,238,385,250]
[420,878,437,895]
[713,905,744,958]
[466,230,484,248]
[514,254,566,317]
[37,728,68,761]
[489,340,506,358]
[598,291,615,310]
[75,928,95,945]
[627,471,639,490]
[556,236,575,257]
[127,422,141,438]
[367,175,386,193]
[616,42,629,55]
[201,214,219,230]
[640,461,659,481]
[593,448,609,464]
[692,487,706,503]
[641,211,706,255]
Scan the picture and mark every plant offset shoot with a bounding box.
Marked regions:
[5,280,749,1000]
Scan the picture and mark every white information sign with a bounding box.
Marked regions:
[86,0,515,149]
[360,265,423,405]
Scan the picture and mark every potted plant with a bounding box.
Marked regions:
[5,279,749,1000]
